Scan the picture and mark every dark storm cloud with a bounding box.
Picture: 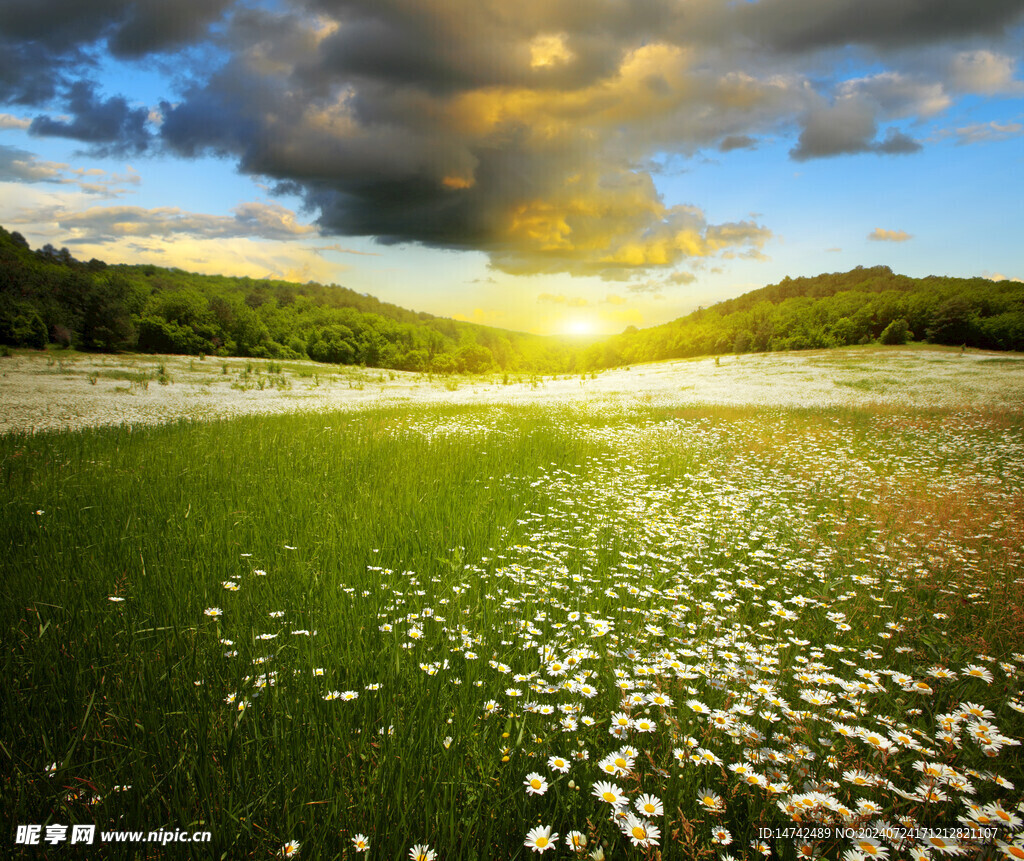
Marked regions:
[0,0,234,104]
[790,99,921,160]
[4,0,1023,277]
[30,81,152,155]
[733,0,1024,53]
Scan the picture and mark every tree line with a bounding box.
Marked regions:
[1,226,1021,371]
[579,265,1024,369]
[0,226,581,373]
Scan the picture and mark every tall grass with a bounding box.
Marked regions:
[2,402,1023,859]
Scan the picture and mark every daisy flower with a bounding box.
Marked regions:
[592,781,627,806]
[996,841,1024,860]
[697,787,724,812]
[610,712,632,730]
[524,772,549,796]
[635,794,664,817]
[524,825,558,854]
[851,838,889,858]
[633,717,657,733]
[964,665,994,683]
[919,835,963,855]
[279,841,301,857]
[352,834,369,852]
[409,845,436,861]
[712,827,733,845]
[548,755,570,773]
[204,607,223,617]
[621,814,660,848]
[565,831,587,852]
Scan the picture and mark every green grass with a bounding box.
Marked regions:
[2,402,1023,859]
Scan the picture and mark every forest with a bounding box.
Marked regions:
[580,265,1024,369]
[2,225,1022,372]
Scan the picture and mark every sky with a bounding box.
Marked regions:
[1,1,1022,336]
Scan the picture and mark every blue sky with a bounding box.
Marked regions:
[1,1,1022,334]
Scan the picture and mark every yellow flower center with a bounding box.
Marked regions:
[643,803,655,813]
[531,779,542,789]
[536,837,548,848]
[632,827,646,839]
[602,792,616,802]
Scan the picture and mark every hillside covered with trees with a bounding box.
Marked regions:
[0,226,581,373]
[580,265,1024,368]
[1,224,1022,371]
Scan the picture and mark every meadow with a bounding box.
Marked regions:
[2,348,1024,859]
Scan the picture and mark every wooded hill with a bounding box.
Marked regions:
[0,226,583,373]
[579,265,1024,369]
[1,224,1022,372]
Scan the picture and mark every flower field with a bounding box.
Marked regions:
[3,357,1024,858]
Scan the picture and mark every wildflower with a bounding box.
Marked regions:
[352,834,369,852]
[409,844,436,861]
[592,781,627,806]
[712,826,733,845]
[610,712,632,730]
[279,841,301,857]
[524,772,549,796]
[108,596,125,602]
[341,690,358,701]
[697,788,724,812]
[566,830,587,851]
[997,841,1024,860]
[919,834,963,855]
[548,755,570,773]
[852,838,889,858]
[621,814,660,848]
[635,794,664,817]
[960,702,995,720]
[964,665,994,683]
[204,607,223,617]
[524,825,558,854]
[633,717,657,733]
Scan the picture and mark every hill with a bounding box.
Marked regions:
[580,265,1024,368]
[0,226,593,374]
[2,225,1022,371]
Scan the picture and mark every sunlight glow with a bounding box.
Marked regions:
[565,319,595,335]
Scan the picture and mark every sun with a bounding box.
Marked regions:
[564,319,594,335]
